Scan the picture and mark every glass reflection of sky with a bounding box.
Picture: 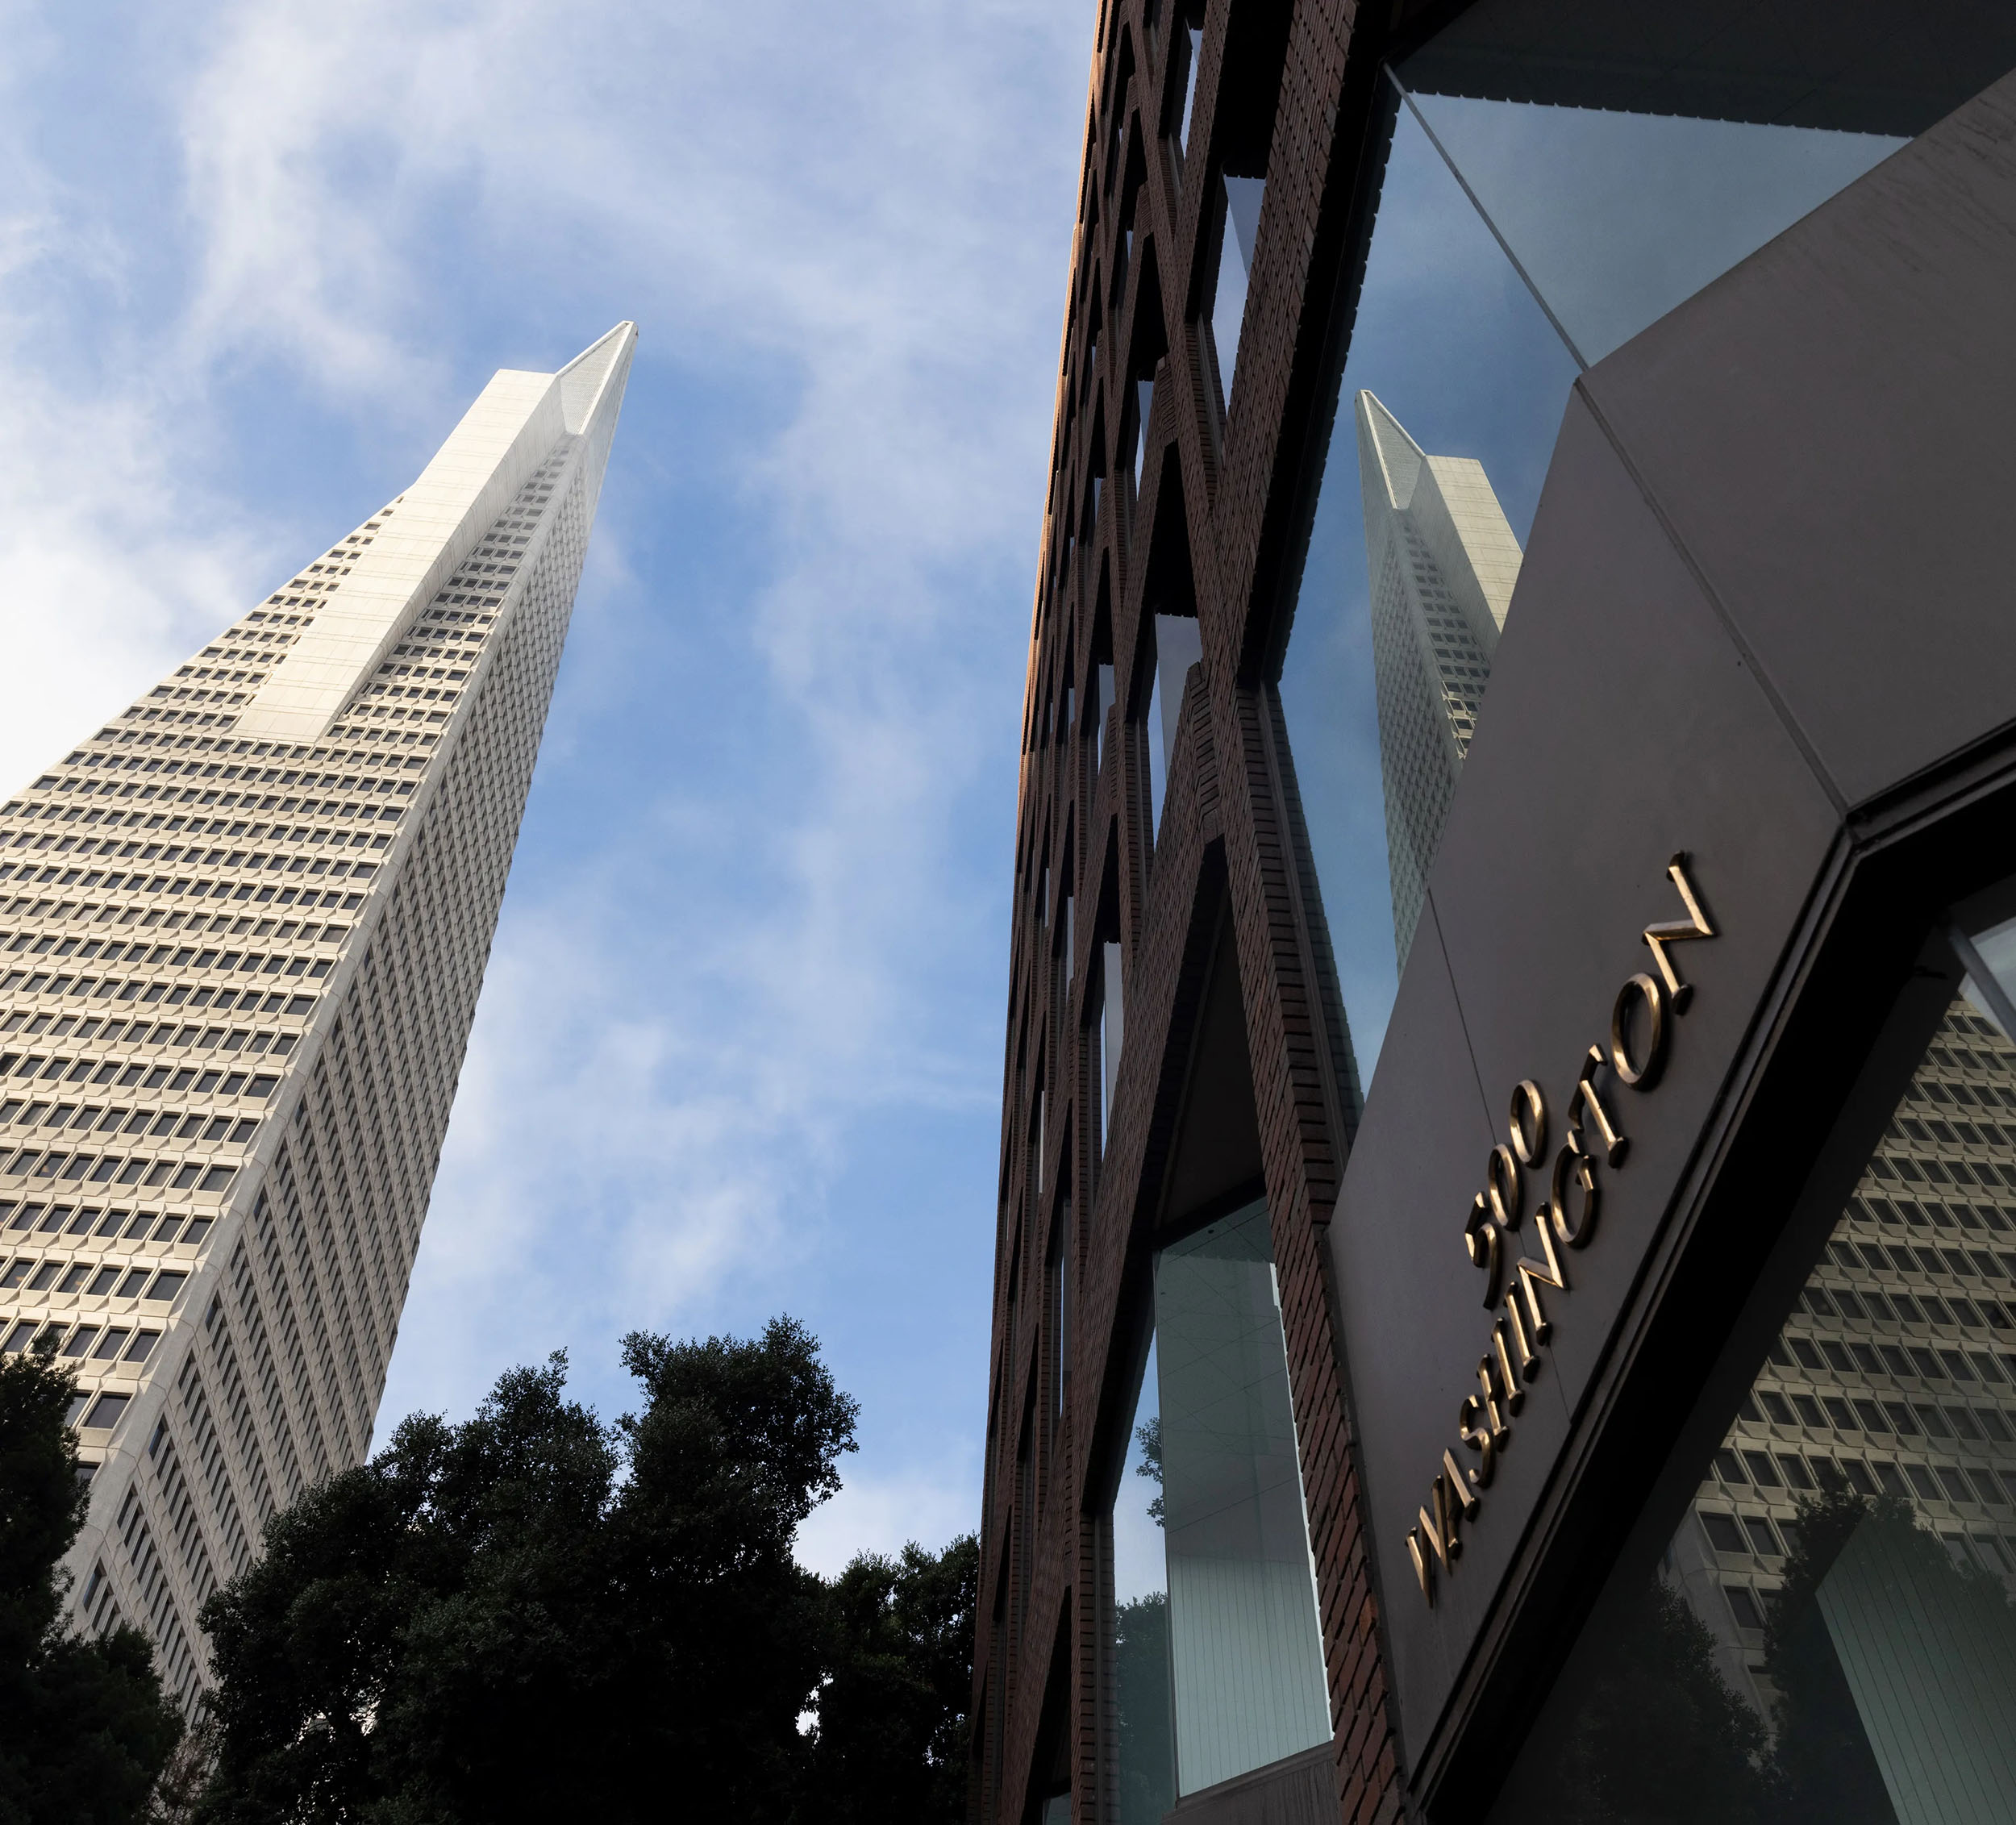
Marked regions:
[1279,92,1902,1091]
[1277,101,1576,1078]
[1405,93,1904,365]
[1114,1333,1164,1603]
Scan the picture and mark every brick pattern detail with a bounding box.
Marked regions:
[974,2,1416,1822]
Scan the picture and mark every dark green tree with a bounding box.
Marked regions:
[1134,1416,1163,1525]
[807,1533,977,1823]
[1114,1591,1173,1825]
[610,1319,857,1813]
[194,1315,858,1825]
[1546,1572,1773,1825]
[1759,1486,2003,1825]
[0,1346,182,1824]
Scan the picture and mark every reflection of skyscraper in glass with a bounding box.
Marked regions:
[1671,988,2016,1731]
[15,324,637,1706]
[1354,391,1522,969]
[1351,390,2016,1760]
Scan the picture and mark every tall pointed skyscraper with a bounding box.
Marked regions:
[0,324,635,1702]
[1356,390,1522,969]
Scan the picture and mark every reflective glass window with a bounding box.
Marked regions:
[1145,614,1200,842]
[1160,1200,1328,1793]
[1489,913,2016,1822]
[1098,940,1124,1153]
[1273,1,2016,1084]
[1207,174,1265,412]
[1113,1332,1173,1825]
[1107,1198,1329,1814]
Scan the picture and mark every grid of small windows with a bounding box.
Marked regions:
[1406,537,1489,741]
[1368,535,1463,966]
[348,451,570,727]
[1681,998,2016,1711]
[42,435,602,1704]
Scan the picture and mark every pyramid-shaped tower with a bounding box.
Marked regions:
[0,324,635,1702]
[1356,390,1522,969]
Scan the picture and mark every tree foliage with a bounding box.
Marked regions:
[1114,1592,1173,1825]
[0,1347,181,1825]
[193,1316,976,1824]
[807,1534,977,1824]
[1547,1572,1773,1825]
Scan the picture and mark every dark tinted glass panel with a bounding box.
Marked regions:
[1392,85,1900,366]
[1488,929,2016,1823]
[1276,90,1572,1064]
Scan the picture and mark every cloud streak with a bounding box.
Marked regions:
[0,0,1095,1545]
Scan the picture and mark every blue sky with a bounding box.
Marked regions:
[0,0,1091,1571]
[0,0,1904,1577]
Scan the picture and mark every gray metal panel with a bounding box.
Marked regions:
[1327,63,2016,1802]
[1581,67,2016,810]
[1331,385,1840,1758]
[1327,885,1512,1724]
[1427,390,1841,1416]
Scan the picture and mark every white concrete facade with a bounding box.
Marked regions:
[0,325,634,1704]
[1354,390,1522,971]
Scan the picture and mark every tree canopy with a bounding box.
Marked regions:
[0,1346,182,1825]
[810,1533,977,1824]
[193,1316,973,1824]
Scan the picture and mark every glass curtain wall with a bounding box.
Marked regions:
[1487,911,2016,1824]
[1109,1200,1329,1816]
[1269,0,2007,1084]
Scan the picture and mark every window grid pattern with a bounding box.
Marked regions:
[25,335,631,1705]
[1356,394,1516,972]
[1367,531,1462,969]
[1680,998,2016,1713]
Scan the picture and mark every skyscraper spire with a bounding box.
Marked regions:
[1356,390,1522,969]
[0,324,635,1704]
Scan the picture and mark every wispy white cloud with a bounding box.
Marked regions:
[0,271,274,798]
[0,0,1087,1540]
[795,1459,981,1581]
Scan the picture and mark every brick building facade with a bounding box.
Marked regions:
[977,3,2016,1822]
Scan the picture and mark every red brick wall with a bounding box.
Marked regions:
[973,3,1430,1819]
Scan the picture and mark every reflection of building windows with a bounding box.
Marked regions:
[1502,928,2016,1820]
[1354,391,1521,971]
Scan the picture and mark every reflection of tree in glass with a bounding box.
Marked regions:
[1532,1574,1772,1824]
[1135,1416,1164,1525]
[1763,1488,2001,1824]
[1116,1592,1173,1825]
